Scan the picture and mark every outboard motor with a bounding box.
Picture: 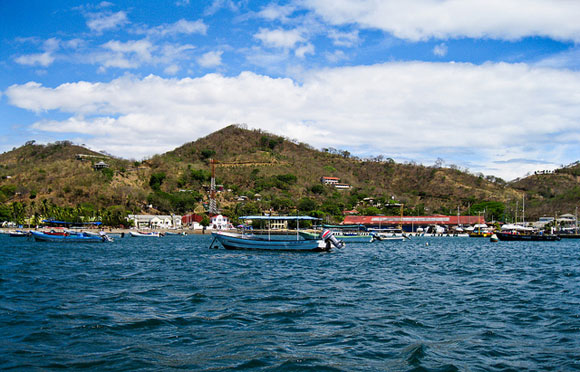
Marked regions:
[322,229,345,249]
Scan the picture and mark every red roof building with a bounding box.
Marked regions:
[320,176,340,184]
[342,215,485,227]
[182,213,204,225]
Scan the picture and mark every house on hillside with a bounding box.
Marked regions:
[93,161,109,170]
[334,183,351,190]
[321,176,340,185]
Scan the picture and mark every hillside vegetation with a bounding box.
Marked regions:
[1,126,578,226]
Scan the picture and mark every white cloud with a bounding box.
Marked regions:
[433,43,448,57]
[6,62,580,180]
[535,47,580,70]
[15,52,55,67]
[88,39,194,70]
[204,0,239,16]
[164,64,180,75]
[141,19,208,37]
[295,43,315,58]
[306,0,580,42]
[325,50,347,63]
[328,29,360,47]
[197,50,223,68]
[257,4,296,22]
[86,11,129,33]
[14,37,61,67]
[254,28,305,49]
[97,39,155,68]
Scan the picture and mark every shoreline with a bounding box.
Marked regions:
[0,227,210,235]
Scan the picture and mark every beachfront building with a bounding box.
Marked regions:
[210,214,233,230]
[182,213,204,230]
[342,215,484,233]
[128,214,182,229]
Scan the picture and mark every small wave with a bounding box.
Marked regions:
[406,365,459,372]
[112,317,168,330]
[275,358,345,371]
[220,359,266,370]
[405,343,427,366]
[186,292,207,303]
[395,317,433,329]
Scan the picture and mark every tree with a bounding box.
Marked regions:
[149,172,166,191]
[361,206,381,216]
[310,184,325,194]
[298,197,317,212]
[200,149,216,159]
[11,202,26,225]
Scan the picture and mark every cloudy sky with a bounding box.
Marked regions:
[1,0,580,180]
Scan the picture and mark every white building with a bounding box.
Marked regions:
[128,214,182,229]
[210,214,232,230]
[321,176,340,185]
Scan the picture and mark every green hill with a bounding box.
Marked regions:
[0,125,577,225]
[509,163,580,218]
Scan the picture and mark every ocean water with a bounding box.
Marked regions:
[1,234,579,371]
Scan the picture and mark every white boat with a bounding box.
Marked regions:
[8,230,30,237]
[368,227,407,241]
[300,224,376,243]
[211,216,345,251]
[129,231,162,237]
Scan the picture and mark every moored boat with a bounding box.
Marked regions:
[468,224,493,237]
[211,216,345,251]
[8,230,30,237]
[300,224,375,243]
[31,231,112,243]
[495,231,560,241]
[129,231,162,237]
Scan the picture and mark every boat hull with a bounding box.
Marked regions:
[373,234,405,241]
[129,231,161,237]
[469,232,493,238]
[213,232,328,251]
[31,231,108,243]
[496,232,561,241]
[299,231,373,243]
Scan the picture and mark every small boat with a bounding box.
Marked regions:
[300,224,375,243]
[8,230,30,237]
[368,228,407,241]
[371,233,405,241]
[129,231,162,237]
[495,231,560,241]
[211,216,345,251]
[31,231,112,243]
[468,224,493,238]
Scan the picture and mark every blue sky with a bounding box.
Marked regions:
[1,0,580,180]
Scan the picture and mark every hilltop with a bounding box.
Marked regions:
[1,125,578,225]
[509,163,580,218]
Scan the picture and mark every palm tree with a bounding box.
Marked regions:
[11,202,26,226]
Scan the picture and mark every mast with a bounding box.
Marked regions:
[522,194,525,226]
[209,159,218,215]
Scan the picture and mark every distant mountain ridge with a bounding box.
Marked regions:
[0,125,578,223]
